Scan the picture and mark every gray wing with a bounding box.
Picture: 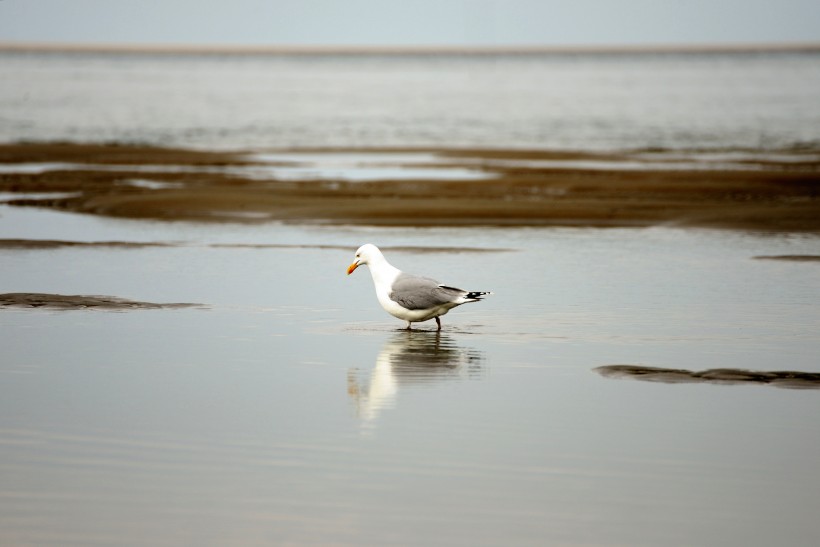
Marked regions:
[389,273,465,310]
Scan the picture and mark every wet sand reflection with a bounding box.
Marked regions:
[348,331,484,424]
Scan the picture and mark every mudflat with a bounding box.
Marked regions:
[0,292,200,310]
[1,142,818,231]
[595,365,820,389]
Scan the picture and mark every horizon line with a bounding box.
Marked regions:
[2,40,820,55]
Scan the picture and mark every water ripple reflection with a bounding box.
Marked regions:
[347,331,484,425]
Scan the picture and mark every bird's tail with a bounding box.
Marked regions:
[464,291,492,301]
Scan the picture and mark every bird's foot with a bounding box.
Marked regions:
[435,317,442,330]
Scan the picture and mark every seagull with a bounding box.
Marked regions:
[346,244,491,330]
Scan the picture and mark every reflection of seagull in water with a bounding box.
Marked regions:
[346,244,491,330]
[348,331,483,424]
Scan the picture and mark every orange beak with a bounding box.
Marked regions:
[347,261,359,275]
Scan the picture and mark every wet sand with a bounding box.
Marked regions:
[0,292,201,310]
[754,254,820,262]
[0,238,512,254]
[595,365,820,389]
[0,238,172,249]
[1,142,819,231]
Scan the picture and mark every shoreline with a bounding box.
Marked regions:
[2,41,820,57]
[1,142,818,232]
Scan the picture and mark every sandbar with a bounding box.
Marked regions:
[0,292,201,310]
[1,142,818,232]
[595,365,820,389]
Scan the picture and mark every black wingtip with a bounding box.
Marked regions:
[465,291,492,300]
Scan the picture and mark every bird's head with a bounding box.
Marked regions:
[347,243,381,275]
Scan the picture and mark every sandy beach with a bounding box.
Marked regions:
[1,142,818,232]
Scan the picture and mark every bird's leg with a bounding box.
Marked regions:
[435,316,442,330]
[406,321,412,330]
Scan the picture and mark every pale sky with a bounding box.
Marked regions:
[1,0,819,47]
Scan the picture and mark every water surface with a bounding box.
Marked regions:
[1,204,819,545]
[3,50,820,150]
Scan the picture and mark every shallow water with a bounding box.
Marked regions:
[248,152,496,181]
[0,153,497,182]
[1,204,819,545]
[3,50,820,150]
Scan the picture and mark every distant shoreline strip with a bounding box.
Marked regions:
[2,41,820,56]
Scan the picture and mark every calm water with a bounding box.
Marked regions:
[2,50,820,150]
[2,49,820,545]
[1,204,820,545]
